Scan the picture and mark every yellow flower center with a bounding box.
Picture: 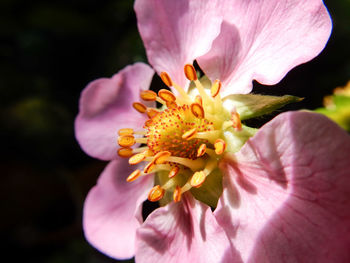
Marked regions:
[117,64,242,206]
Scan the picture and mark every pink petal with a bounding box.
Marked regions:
[135,195,240,263]
[134,0,223,88]
[215,112,350,262]
[198,0,332,96]
[75,63,154,160]
[83,158,154,259]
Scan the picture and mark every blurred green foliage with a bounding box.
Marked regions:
[0,0,349,263]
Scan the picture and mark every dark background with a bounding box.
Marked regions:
[1,0,349,262]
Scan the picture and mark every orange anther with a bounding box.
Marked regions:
[214,139,226,155]
[118,128,134,136]
[158,89,176,102]
[160,72,173,87]
[129,152,146,165]
[148,185,165,202]
[133,102,147,113]
[231,111,242,131]
[140,90,157,101]
[211,79,221,98]
[143,161,155,174]
[197,144,207,157]
[184,64,198,81]
[190,171,206,188]
[144,119,153,127]
[118,135,135,147]
[117,147,133,158]
[195,95,202,106]
[126,170,141,182]
[173,186,182,202]
[154,151,171,164]
[146,108,159,118]
[169,166,180,178]
[182,128,197,140]
[166,101,177,109]
[191,103,205,119]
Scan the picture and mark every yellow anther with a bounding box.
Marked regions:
[160,72,173,87]
[133,102,147,113]
[118,135,135,147]
[117,147,133,158]
[126,170,141,182]
[146,108,159,118]
[140,90,157,101]
[169,166,180,178]
[197,144,207,157]
[195,95,202,106]
[182,128,197,140]
[143,161,156,174]
[191,103,205,119]
[214,139,226,155]
[129,152,146,165]
[231,111,242,131]
[118,128,134,136]
[158,89,176,102]
[211,79,221,98]
[148,185,165,202]
[173,185,182,202]
[190,171,206,188]
[184,64,198,81]
[154,151,171,164]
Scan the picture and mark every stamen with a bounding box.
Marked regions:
[190,171,206,188]
[118,135,135,147]
[184,64,198,81]
[194,130,221,143]
[126,170,141,182]
[143,161,156,174]
[118,128,133,136]
[160,72,173,87]
[129,152,146,165]
[135,138,148,144]
[140,90,157,101]
[158,89,176,102]
[231,111,242,131]
[197,144,206,157]
[195,95,202,106]
[117,147,133,158]
[133,102,147,113]
[153,151,171,164]
[169,166,180,178]
[146,108,159,118]
[160,71,190,101]
[173,185,182,202]
[167,156,204,171]
[182,128,197,140]
[191,103,205,119]
[211,79,221,98]
[184,64,211,103]
[166,101,178,109]
[214,139,226,154]
[148,185,165,202]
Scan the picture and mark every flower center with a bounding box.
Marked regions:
[117,64,242,206]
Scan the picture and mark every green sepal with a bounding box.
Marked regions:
[315,95,350,132]
[223,125,258,153]
[190,168,223,208]
[223,94,303,120]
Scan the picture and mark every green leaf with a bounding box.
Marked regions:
[315,94,350,132]
[223,94,303,120]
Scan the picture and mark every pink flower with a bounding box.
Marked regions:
[74,0,347,262]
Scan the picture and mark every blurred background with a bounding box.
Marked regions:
[1,0,349,262]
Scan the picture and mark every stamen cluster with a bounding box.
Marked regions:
[117,64,242,204]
